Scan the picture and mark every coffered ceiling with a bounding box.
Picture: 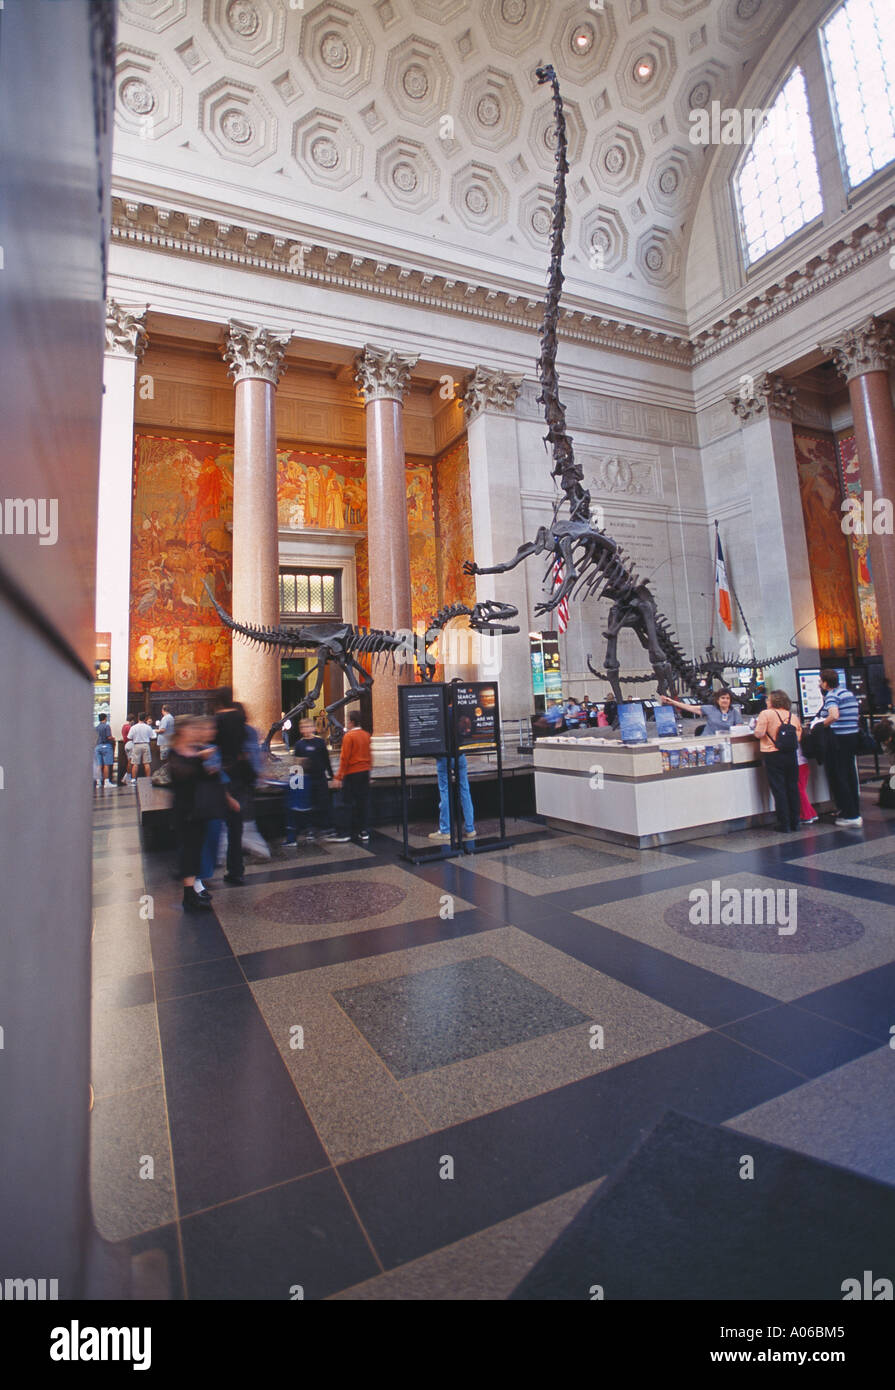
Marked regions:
[112,0,793,328]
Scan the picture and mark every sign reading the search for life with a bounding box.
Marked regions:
[453,681,500,753]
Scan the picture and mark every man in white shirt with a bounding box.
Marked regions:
[128,715,155,779]
[157,705,175,761]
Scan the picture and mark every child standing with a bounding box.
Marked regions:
[285,758,314,846]
[329,710,373,844]
[291,717,334,838]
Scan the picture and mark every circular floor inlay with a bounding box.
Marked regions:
[664,895,864,954]
[254,880,406,924]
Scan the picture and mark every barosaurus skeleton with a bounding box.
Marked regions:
[463,65,796,703]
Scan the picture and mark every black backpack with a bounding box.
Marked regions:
[773,712,798,754]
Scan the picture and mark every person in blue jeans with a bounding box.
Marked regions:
[429,754,476,843]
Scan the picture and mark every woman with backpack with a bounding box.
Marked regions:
[754,690,802,833]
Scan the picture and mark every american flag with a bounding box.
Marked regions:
[553,560,570,634]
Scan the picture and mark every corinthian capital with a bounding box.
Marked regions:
[728,371,796,422]
[460,366,524,423]
[353,345,419,403]
[105,300,148,359]
[821,315,895,382]
[223,320,292,385]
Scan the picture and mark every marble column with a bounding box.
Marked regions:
[222,321,292,737]
[96,300,148,731]
[354,345,419,755]
[727,373,820,668]
[462,367,532,722]
[820,316,895,690]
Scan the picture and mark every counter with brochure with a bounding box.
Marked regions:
[533,727,831,848]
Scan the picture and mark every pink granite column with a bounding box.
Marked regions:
[822,316,895,690]
[222,321,292,737]
[354,345,419,752]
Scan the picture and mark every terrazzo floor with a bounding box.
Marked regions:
[89,782,895,1298]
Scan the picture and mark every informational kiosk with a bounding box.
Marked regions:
[398,680,508,863]
[533,729,832,848]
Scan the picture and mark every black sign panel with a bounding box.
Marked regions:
[399,684,449,758]
[452,681,499,753]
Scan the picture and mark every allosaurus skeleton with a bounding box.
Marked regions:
[464,65,796,704]
[204,580,519,749]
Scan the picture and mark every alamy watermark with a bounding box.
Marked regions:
[689,881,797,936]
[689,101,783,147]
[840,491,893,536]
[0,497,58,545]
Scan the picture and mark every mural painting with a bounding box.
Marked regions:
[129,435,234,691]
[276,447,366,531]
[793,432,860,652]
[436,439,477,608]
[837,432,882,655]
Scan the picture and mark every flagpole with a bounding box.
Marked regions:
[709,519,718,654]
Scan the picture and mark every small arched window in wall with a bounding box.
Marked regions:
[735,67,823,268]
[821,0,895,190]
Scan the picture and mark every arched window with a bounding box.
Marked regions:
[735,67,823,268]
[821,0,895,190]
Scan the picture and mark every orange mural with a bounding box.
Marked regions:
[276,447,366,530]
[436,439,476,607]
[793,432,860,652]
[407,463,439,621]
[130,436,473,694]
[837,433,881,655]
[130,435,234,691]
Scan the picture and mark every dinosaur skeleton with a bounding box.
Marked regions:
[204,581,518,749]
[587,644,799,701]
[463,65,796,704]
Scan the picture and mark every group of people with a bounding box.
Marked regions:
[285,710,373,847]
[540,697,618,732]
[665,674,864,832]
[93,706,174,788]
[169,701,374,913]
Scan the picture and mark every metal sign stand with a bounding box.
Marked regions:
[399,683,459,866]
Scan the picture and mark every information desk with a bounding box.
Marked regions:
[534,730,832,848]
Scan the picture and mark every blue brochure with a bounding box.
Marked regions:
[618,701,648,744]
[653,704,679,737]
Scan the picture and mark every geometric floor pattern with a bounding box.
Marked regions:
[90,790,895,1298]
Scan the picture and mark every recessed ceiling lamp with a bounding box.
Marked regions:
[571,24,594,54]
[634,55,656,83]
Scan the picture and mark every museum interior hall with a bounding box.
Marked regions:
[3,0,895,1312]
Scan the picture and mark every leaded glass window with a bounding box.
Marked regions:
[736,67,823,267]
[822,0,895,190]
[279,569,341,618]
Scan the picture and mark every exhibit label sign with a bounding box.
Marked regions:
[399,684,449,758]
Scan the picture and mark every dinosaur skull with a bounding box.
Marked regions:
[469,600,520,634]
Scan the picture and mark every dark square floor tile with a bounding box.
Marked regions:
[794,961,895,1044]
[157,984,328,1214]
[333,956,589,1078]
[181,1169,378,1299]
[338,1030,803,1268]
[510,1110,895,1301]
[154,955,244,1002]
[719,1004,881,1077]
[498,843,627,879]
